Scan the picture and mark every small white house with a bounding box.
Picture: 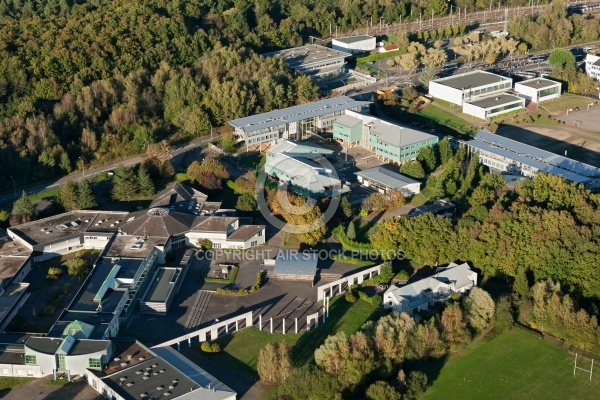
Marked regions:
[462,94,525,120]
[383,262,477,315]
[514,78,561,103]
[584,53,600,80]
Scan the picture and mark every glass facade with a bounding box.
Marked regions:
[24,355,37,365]
[88,358,102,369]
[539,86,559,98]
[486,101,522,116]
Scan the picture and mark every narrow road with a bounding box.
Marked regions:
[0,134,221,204]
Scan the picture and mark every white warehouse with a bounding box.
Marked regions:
[514,78,561,103]
[462,94,525,120]
[428,70,513,106]
[332,35,376,54]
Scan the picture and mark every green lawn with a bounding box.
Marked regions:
[418,104,478,135]
[206,296,380,377]
[423,327,600,400]
[540,94,595,115]
[0,377,35,391]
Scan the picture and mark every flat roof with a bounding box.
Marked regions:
[143,268,179,303]
[466,94,524,109]
[229,96,370,134]
[68,339,111,356]
[263,44,350,69]
[0,256,29,281]
[356,166,420,189]
[48,311,114,340]
[333,35,374,44]
[274,251,318,276]
[370,120,438,147]
[105,235,166,259]
[0,344,24,364]
[267,154,344,194]
[515,78,560,89]
[70,258,143,313]
[431,70,512,90]
[96,339,155,377]
[0,283,28,322]
[25,337,62,354]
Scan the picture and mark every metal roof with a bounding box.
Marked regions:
[370,119,438,147]
[355,166,420,189]
[274,251,318,276]
[228,96,370,134]
[465,94,524,109]
[475,131,600,178]
[515,78,560,89]
[333,35,374,44]
[263,44,350,69]
[62,320,95,339]
[431,70,512,90]
[143,268,178,303]
[334,114,363,128]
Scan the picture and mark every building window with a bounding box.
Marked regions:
[2,369,9,375]
[27,370,34,376]
[89,358,102,369]
[24,355,37,365]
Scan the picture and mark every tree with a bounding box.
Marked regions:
[137,164,155,197]
[58,181,80,211]
[438,139,453,164]
[548,48,576,71]
[418,66,439,89]
[398,52,420,74]
[365,381,400,400]
[0,210,9,227]
[400,160,425,179]
[346,220,356,240]
[405,371,428,400]
[258,343,279,383]
[187,158,230,183]
[236,193,257,212]
[340,196,353,219]
[361,192,389,213]
[463,287,495,333]
[417,146,437,173]
[440,303,468,351]
[277,342,292,383]
[12,191,37,220]
[64,258,91,282]
[112,165,138,201]
[77,179,97,209]
[422,48,448,69]
[221,133,236,153]
[492,295,514,334]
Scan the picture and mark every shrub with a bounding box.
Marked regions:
[345,289,358,303]
[201,342,213,353]
[211,343,221,353]
[395,270,410,281]
[48,267,63,276]
[41,305,57,317]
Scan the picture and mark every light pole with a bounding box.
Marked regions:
[79,157,85,178]
[143,138,149,157]
[9,175,16,199]
[209,121,213,140]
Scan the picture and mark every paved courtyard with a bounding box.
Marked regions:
[557,104,600,134]
[3,377,102,400]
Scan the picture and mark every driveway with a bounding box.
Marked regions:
[2,377,103,400]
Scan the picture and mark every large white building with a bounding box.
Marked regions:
[263,44,351,77]
[332,35,376,54]
[514,78,561,103]
[464,130,600,185]
[584,52,600,80]
[229,96,370,149]
[355,166,421,197]
[428,70,513,106]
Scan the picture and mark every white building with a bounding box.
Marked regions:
[263,44,350,77]
[229,96,370,149]
[332,35,376,54]
[464,130,600,185]
[383,262,477,315]
[462,94,525,120]
[428,70,513,106]
[355,166,421,196]
[514,78,561,103]
[584,52,600,80]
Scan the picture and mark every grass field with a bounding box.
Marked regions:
[423,327,600,400]
[0,377,35,391]
[206,296,380,377]
[418,104,478,135]
[539,94,595,115]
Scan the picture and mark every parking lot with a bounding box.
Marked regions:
[557,104,600,134]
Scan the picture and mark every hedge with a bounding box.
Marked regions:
[357,49,407,64]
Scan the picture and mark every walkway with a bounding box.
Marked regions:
[185,290,213,330]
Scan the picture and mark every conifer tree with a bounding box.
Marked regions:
[58,181,80,211]
[77,178,97,209]
[137,164,155,197]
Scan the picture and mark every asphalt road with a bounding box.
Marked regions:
[0,134,221,205]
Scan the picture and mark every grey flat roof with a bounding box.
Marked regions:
[105,235,166,259]
[70,258,142,313]
[68,339,111,356]
[432,70,512,90]
[0,344,24,364]
[229,96,370,134]
[0,284,28,322]
[472,130,600,179]
[370,120,438,147]
[263,44,350,69]
[334,114,362,128]
[25,337,62,354]
[516,78,560,89]
[274,251,318,276]
[466,94,524,109]
[333,35,374,44]
[0,257,29,281]
[143,268,178,303]
[356,166,420,189]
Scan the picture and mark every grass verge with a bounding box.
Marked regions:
[330,254,376,267]
[204,266,239,284]
[423,327,600,400]
[0,377,35,391]
[418,104,478,135]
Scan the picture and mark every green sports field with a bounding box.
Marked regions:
[423,327,599,400]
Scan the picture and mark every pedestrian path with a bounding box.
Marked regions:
[185,290,213,329]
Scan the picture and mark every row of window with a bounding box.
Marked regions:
[486,101,523,116]
[24,355,102,369]
[247,133,279,144]
[3,368,35,376]
[464,81,511,98]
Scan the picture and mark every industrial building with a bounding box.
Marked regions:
[229,96,370,149]
[333,110,438,163]
[263,44,351,77]
[462,94,525,120]
[331,35,376,54]
[355,167,421,196]
[584,52,600,80]
[464,130,600,185]
[264,140,349,198]
[428,70,513,106]
[514,78,561,103]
